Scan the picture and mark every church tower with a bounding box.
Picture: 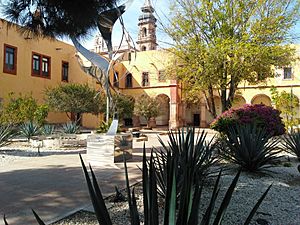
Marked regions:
[136,0,157,51]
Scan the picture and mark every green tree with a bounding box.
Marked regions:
[270,86,299,128]
[165,0,299,117]
[3,0,117,38]
[113,94,135,121]
[134,94,160,127]
[0,93,49,125]
[45,84,105,123]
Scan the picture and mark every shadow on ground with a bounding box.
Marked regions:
[0,160,141,225]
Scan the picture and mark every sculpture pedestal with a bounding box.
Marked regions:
[87,134,133,166]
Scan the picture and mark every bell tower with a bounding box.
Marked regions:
[137,0,157,51]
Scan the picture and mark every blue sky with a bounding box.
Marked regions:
[79,0,172,49]
[0,0,299,48]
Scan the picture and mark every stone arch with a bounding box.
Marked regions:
[155,94,170,126]
[231,95,246,109]
[142,46,147,51]
[251,94,272,106]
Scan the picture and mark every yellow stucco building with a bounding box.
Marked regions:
[1,0,300,130]
[0,19,103,128]
[111,0,300,128]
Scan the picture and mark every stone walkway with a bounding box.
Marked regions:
[0,152,143,225]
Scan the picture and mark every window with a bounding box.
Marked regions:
[113,72,119,88]
[62,61,69,82]
[3,44,17,74]
[32,52,51,78]
[143,27,147,37]
[158,70,166,82]
[283,67,292,79]
[125,73,133,88]
[142,72,149,86]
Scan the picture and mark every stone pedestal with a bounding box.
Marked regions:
[87,134,133,166]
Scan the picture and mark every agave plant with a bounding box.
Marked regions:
[3,132,272,225]
[77,146,272,225]
[281,132,300,161]
[19,121,40,141]
[0,124,16,147]
[62,122,80,134]
[42,124,55,136]
[218,124,282,172]
[154,128,219,199]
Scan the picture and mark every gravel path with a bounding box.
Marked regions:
[52,160,300,225]
[0,142,86,165]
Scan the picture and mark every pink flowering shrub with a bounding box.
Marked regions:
[210,104,285,137]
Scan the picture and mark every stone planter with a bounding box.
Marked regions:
[87,133,133,166]
[147,117,156,128]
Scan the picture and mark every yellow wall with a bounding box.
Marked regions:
[0,19,102,128]
[120,50,172,98]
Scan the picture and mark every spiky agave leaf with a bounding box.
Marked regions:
[0,125,16,147]
[156,128,218,202]
[42,124,55,135]
[220,124,282,172]
[282,132,300,161]
[62,122,79,134]
[19,121,40,141]
[124,153,140,225]
[243,184,272,225]
[200,170,222,225]
[3,214,8,225]
[79,154,112,225]
[32,209,46,225]
[212,169,242,225]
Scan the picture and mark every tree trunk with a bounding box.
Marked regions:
[221,87,227,112]
[227,76,237,109]
[208,85,217,117]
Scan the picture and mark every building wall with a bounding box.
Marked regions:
[118,45,300,128]
[0,19,102,128]
[119,50,182,128]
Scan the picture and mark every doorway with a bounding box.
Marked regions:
[193,114,200,126]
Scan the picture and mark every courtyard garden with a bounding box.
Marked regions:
[1,104,300,225]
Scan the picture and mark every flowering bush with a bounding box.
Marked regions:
[210,104,285,137]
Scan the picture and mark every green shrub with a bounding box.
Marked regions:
[134,94,160,127]
[218,124,282,172]
[211,104,285,137]
[113,94,135,121]
[62,122,80,134]
[19,121,40,141]
[45,84,105,122]
[96,119,120,133]
[0,93,49,125]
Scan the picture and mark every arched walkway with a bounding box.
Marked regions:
[231,95,246,109]
[251,94,272,106]
[155,94,170,126]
